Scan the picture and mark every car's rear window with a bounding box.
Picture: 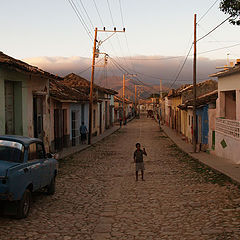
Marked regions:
[0,140,24,163]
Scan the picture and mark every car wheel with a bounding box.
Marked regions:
[16,189,31,219]
[47,177,55,195]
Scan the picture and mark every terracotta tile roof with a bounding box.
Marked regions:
[168,84,191,98]
[63,73,118,95]
[0,51,62,80]
[178,90,218,110]
[114,95,132,104]
[50,79,89,102]
[209,65,240,78]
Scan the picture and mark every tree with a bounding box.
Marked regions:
[220,0,240,25]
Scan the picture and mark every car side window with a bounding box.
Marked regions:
[28,143,37,161]
[36,143,45,159]
[28,143,45,161]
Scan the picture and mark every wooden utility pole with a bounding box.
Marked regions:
[88,27,98,145]
[160,80,163,99]
[122,74,125,124]
[193,14,197,153]
[88,27,125,144]
[135,85,138,116]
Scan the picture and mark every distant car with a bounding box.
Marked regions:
[0,135,58,218]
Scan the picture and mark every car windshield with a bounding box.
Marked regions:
[0,140,24,163]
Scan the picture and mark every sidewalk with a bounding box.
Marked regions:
[58,125,120,159]
[161,124,240,185]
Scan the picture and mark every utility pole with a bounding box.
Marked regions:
[193,14,197,153]
[122,74,125,124]
[135,85,138,117]
[88,27,125,144]
[88,27,98,145]
[135,84,137,111]
[160,80,163,99]
[160,79,162,119]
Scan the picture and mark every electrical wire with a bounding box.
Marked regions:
[78,0,95,29]
[119,0,125,26]
[167,44,193,91]
[77,58,103,74]
[197,0,220,23]
[105,0,129,67]
[124,56,184,61]
[106,0,115,26]
[198,42,240,55]
[197,16,231,42]
[67,0,94,41]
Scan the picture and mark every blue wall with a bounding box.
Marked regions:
[196,105,209,145]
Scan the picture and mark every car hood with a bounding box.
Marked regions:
[0,161,20,177]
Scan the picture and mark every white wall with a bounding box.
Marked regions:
[215,131,240,164]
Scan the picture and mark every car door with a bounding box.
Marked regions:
[36,142,50,187]
[28,143,42,190]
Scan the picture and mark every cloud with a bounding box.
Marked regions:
[23,55,228,88]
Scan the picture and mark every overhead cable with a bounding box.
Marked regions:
[78,0,95,29]
[67,0,93,41]
[168,44,193,90]
[197,0,220,23]
[197,16,231,42]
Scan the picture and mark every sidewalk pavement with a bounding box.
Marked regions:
[161,124,240,185]
[58,125,120,159]
[58,116,135,159]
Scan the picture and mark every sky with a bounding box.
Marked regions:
[1,0,240,87]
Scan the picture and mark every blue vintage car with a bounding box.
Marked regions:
[0,135,58,218]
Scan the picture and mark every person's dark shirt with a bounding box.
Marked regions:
[134,149,147,163]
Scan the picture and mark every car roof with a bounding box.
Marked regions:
[0,135,42,147]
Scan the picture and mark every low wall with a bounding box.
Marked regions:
[215,131,240,164]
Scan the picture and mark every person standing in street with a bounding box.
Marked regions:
[80,121,88,144]
[133,143,147,181]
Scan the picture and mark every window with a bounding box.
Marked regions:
[0,141,24,163]
[28,143,45,161]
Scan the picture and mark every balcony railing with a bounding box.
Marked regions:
[216,118,240,139]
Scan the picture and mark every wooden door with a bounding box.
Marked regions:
[33,96,43,139]
[54,109,63,150]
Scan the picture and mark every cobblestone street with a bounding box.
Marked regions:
[1,115,240,239]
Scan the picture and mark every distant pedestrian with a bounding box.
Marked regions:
[80,122,88,144]
[133,143,147,181]
[157,113,160,126]
[119,117,122,127]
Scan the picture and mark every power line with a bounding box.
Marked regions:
[168,44,193,90]
[67,0,93,41]
[105,0,129,67]
[119,0,125,27]
[124,56,184,61]
[78,0,94,29]
[92,0,128,69]
[106,0,115,26]
[77,58,103,74]
[198,42,240,55]
[197,0,220,23]
[92,0,104,27]
[197,16,231,42]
